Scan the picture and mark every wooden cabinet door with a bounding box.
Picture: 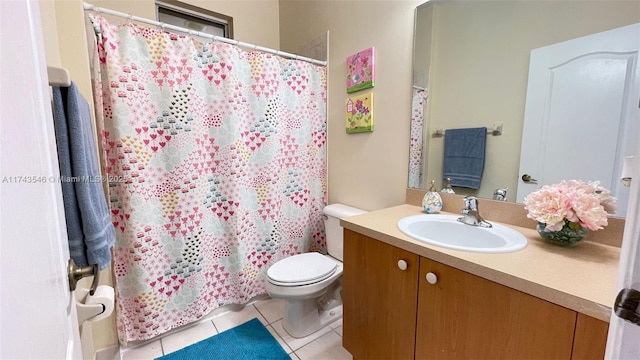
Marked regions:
[571,314,609,360]
[343,230,419,360]
[416,257,576,359]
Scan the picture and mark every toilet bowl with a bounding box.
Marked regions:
[265,204,366,338]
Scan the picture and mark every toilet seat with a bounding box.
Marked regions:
[267,252,337,287]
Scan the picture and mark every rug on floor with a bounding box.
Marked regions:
[156,318,290,360]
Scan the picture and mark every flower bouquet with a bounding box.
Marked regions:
[523,180,616,246]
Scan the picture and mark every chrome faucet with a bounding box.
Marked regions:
[458,196,492,228]
[493,187,508,201]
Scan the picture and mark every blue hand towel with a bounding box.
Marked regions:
[442,127,487,189]
[52,82,115,270]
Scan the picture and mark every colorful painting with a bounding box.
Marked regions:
[346,47,375,93]
[345,93,373,134]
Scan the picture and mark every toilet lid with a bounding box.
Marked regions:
[267,252,337,286]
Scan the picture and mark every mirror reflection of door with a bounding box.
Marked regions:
[517,23,639,218]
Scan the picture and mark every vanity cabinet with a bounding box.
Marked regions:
[343,229,419,359]
[417,257,575,359]
[343,230,609,360]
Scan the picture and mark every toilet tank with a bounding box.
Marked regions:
[323,204,367,261]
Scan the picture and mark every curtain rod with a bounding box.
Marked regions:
[83,2,327,67]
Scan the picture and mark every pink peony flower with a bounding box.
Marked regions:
[523,180,616,232]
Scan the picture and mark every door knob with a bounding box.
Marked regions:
[68,259,99,295]
[613,288,640,326]
[521,174,538,184]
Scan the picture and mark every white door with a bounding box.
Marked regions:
[606,156,640,358]
[517,23,640,218]
[0,0,82,358]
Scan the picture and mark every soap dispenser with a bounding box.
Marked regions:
[441,177,455,194]
[422,180,443,214]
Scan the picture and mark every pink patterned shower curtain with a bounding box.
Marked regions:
[89,16,327,343]
[408,88,428,188]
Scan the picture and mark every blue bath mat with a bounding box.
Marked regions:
[156,318,290,360]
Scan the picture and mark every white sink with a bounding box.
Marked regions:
[397,214,527,253]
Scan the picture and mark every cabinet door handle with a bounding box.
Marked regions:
[426,272,438,284]
[398,260,408,271]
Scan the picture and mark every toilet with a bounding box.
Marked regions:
[265,204,366,338]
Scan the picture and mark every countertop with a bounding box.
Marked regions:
[340,204,621,322]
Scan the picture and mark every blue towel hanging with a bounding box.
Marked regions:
[52,82,115,270]
[442,127,487,189]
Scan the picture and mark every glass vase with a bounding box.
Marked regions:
[537,221,588,247]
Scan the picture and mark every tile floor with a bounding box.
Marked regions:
[116,297,352,360]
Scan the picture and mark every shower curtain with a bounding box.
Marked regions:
[89,15,327,343]
[408,88,428,188]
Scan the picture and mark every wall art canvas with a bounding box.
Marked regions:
[346,47,375,93]
[345,93,373,134]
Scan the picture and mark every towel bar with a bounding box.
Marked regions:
[433,123,503,137]
[47,66,70,86]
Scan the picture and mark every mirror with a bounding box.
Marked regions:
[410,0,639,215]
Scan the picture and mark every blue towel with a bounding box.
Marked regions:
[52,82,115,270]
[442,127,487,189]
